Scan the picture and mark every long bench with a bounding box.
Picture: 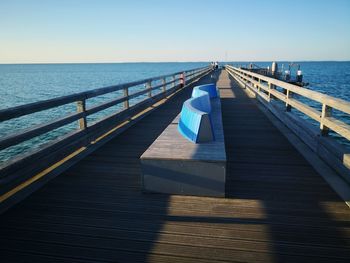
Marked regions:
[140,83,226,197]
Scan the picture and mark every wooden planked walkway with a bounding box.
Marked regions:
[0,70,350,262]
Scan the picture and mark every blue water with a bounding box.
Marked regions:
[0,63,210,108]
[0,62,349,164]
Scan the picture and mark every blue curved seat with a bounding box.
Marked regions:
[192,84,218,99]
[189,88,211,113]
[178,92,214,143]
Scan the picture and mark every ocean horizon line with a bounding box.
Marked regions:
[1,60,350,65]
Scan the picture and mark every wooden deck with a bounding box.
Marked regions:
[0,70,350,262]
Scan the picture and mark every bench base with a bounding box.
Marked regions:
[141,158,226,197]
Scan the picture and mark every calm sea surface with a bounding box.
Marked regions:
[0,62,349,164]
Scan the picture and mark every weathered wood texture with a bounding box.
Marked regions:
[0,70,350,262]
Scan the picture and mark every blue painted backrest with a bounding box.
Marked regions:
[178,91,214,143]
[192,84,218,99]
[190,89,211,113]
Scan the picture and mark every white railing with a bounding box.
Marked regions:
[225,65,350,141]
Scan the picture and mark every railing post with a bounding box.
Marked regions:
[76,99,87,130]
[172,75,176,89]
[180,72,186,87]
[146,81,152,97]
[268,82,276,101]
[286,90,292,112]
[123,87,129,109]
[321,104,332,136]
[257,78,261,93]
[162,77,166,93]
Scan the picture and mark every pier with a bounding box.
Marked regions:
[1,67,350,262]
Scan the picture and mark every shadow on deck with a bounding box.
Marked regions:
[0,70,349,262]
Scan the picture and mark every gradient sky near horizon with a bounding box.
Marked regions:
[1,0,350,63]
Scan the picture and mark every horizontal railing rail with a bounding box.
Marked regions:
[0,69,206,122]
[225,65,350,142]
[0,66,211,192]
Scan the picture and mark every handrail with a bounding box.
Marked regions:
[225,65,350,142]
[0,68,204,122]
[0,66,211,166]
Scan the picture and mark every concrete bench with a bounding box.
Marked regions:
[140,84,226,197]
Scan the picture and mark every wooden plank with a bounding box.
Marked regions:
[0,70,349,263]
[2,226,350,260]
[0,93,84,122]
[0,67,209,122]
[269,88,286,101]
[85,95,126,116]
[287,98,321,121]
[3,218,349,247]
[0,111,84,151]
[322,117,350,141]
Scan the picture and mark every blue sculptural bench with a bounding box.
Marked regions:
[178,90,213,143]
[192,83,218,99]
[178,83,218,143]
[140,84,226,197]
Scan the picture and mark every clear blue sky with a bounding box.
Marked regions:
[0,0,349,63]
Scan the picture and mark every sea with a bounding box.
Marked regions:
[0,62,349,164]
